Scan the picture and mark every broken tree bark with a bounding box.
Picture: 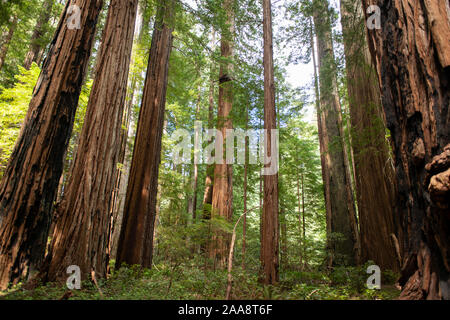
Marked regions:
[362,0,450,299]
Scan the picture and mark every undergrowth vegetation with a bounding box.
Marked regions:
[0,260,400,300]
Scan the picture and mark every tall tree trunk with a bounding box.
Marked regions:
[109,4,147,261]
[313,0,357,266]
[0,15,18,71]
[209,0,234,269]
[280,204,288,270]
[340,0,400,271]
[301,171,306,269]
[116,0,175,269]
[260,0,279,285]
[23,0,54,69]
[41,0,138,282]
[202,30,216,220]
[296,165,303,268]
[310,18,333,268]
[0,0,103,290]
[362,0,450,300]
[189,86,202,221]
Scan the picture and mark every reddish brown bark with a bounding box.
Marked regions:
[202,30,216,220]
[209,0,234,269]
[116,0,175,269]
[362,0,450,299]
[41,0,138,282]
[0,0,103,290]
[313,0,357,266]
[260,0,279,285]
[340,0,400,272]
[310,18,333,267]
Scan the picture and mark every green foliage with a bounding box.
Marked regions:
[0,0,61,87]
[0,263,400,300]
[0,63,40,176]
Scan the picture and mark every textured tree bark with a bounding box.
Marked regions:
[109,5,147,261]
[109,99,133,261]
[340,0,400,272]
[362,0,450,299]
[260,0,279,285]
[310,18,333,268]
[0,0,103,290]
[41,0,138,282]
[116,0,175,269]
[209,0,234,269]
[313,0,357,266]
[0,14,18,71]
[23,0,54,70]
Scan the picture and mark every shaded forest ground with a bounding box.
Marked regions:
[0,259,399,300]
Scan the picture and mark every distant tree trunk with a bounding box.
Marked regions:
[260,0,279,285]
[313,0,357,266]
[110,5,146,261]
[189,87,201,221]
[116,0,175,269]
[0,14,18,71]
[109,95,133,262]
[301,171,306,269]
[202,30,216,220]
[0,0,103,290]
[23,0,54,69]
[362,0,450,300]
[310,18,333,268]
[41,0,138,283]
[296,165,303,268]
[340,0,400,272]
[242,105,248,270]
[209,0,234,269]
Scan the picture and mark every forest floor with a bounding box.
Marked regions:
[0,259,401,300]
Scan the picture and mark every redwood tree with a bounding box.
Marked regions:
[209,0,234,269]
[362,0,450,300]
[42,0,139,282]
[116,0,175,269]
[260,0,279,284]
[340,0,400,271]
[0,0,103,290]
[23,0,54,69]
[0,15,18,71]
[312,0,358,266]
